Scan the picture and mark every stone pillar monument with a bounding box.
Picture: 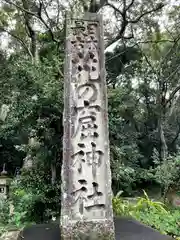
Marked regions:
[61,12,115,239]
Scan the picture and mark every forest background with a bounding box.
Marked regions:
[0,0,180,236]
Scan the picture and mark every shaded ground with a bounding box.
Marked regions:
[18,217,173,240]
[114,218,173,240]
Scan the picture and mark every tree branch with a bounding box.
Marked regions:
[38,0,59,43]
[21,0,38,61]
[134,41,158,76]
[55,0,63,28]
[170,124,180,147]
[135,39,178,44]
[106,2,123,17]
[106,1,129,47]
[88,0,107,12]
[129,3,165,23]
[4,0,38,17]
[40,0,52,27]
[126,0,135,11]
[166,85,180,105]
[0,27,33,58]
[159,35,180,69]
[106,1,166,48]
[4,0,59,43]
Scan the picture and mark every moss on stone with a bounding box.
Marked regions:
[61,220,115,240]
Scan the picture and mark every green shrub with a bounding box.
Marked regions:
[9,184,39,227]
[153,155,180,198]
[0,164,61,229]
[113,190,180,238]
[0,198,10,225]
[112,190,134,216]
[135,208,180,237]
[9,167,61,224]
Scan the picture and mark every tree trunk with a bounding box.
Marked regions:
[22,0,38,63]
[156,79,168,161]
[51,163,56,185]
[158,116,168,161]
[157,114,168,199]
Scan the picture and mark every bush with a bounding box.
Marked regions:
[0,165,61,233]
[9,183,40,227]
[112,191,134,216]
[113,190,180,238]
[0,198,10,225]
[9,167,61,225]
[154,154,180,196]
[135,207,180,237]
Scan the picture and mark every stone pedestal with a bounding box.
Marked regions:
[61,220,114,240]
[61,13,115,239]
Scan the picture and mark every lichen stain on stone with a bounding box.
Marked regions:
[60,220,115,240]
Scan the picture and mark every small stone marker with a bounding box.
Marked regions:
[60,12,115,239]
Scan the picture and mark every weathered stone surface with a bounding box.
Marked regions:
[61,12,114,238]
[61,220,114,240]
[0,230,20,240]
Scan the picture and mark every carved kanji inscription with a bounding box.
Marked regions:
[61,14,114,227]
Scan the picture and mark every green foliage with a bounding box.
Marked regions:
[9,167,61,224]
[0,197,28,230]
[106,46,141,86]
[0,1,180,237]
[154,154,180,192]
[112,191,134,216]
[0,198,10,225]
[113,191,180,238]
[0,53,63,174]
[0,27,63,228]
[134,190,167,212]
[135,208,180,237]
[0,168,61,229]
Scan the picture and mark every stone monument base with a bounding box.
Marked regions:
[60,219,115,240]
